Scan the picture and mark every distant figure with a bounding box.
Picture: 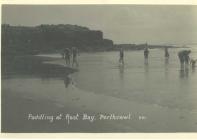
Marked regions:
[165,47,169,58]
[64,48,71,66]
[178,50,191,68]
[144,47,149,59]
[119,47,124,65]
[72,47,79,67]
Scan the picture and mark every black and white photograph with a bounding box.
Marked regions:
[1,4,197,133]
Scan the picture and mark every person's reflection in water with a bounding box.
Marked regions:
[179,66,189,79]
[144,60,149,81]
[164,57,169,79]
[64,75,72,88]
[119,64,124,81]
[144,57,148,66]
[192,66,196,73]
[165,57,169,65]
[144,59,149,73]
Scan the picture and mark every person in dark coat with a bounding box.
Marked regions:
[178,50,191,64]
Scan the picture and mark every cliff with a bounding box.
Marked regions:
[2,24,114,55]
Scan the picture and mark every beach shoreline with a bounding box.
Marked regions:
[2,80,197,132]
[2,52,197,132]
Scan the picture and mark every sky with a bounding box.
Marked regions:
[2,5,197,45]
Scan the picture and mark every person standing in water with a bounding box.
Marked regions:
[72,47,79,67]
[165,47,169,58]
[119,47,124,65]
[144,46,149,59]
[144,46,149,65]
[164,47,170,64]
[64,48,71,66]
[178,50,191,68]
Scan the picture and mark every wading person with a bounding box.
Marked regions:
[64,48,71,66]
[178,50,191,69]
[144,47,149,65]
[72,47,79,67]
[144,47,149,59]
[119,47,124,65]
[164,47,170,65]
[165,47,169,58]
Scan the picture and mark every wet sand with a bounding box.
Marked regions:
[2,52,197,132]
[2,75,197,132]
[1,90,120,132]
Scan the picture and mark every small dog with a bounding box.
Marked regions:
[190,59,197,68]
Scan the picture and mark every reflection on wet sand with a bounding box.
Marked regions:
[179,67,189,79]
[192,66,196,73]
[144,59,149,74]
[144,58,148,66]
[164,57,169,79]
[63,75,74,88]
[165,57,169,65]
[119,64,124,81]
[143,60,149,83]
[64,76,71,88]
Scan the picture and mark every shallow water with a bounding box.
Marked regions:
[3,47,197,111]
[71,47,197,111]
[2,46,197,132]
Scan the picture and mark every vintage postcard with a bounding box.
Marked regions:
[1,0,197,138]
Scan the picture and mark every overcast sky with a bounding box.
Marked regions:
[2,5,197,45]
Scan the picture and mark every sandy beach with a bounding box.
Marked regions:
[2,50,197,132]
[2,73,197,132]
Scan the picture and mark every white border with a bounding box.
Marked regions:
[1,0,197,5]
[1,0,197,139]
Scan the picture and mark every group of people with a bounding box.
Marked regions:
[61,46,196,70]
[118,46,197,69]
[61,47,79,67]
